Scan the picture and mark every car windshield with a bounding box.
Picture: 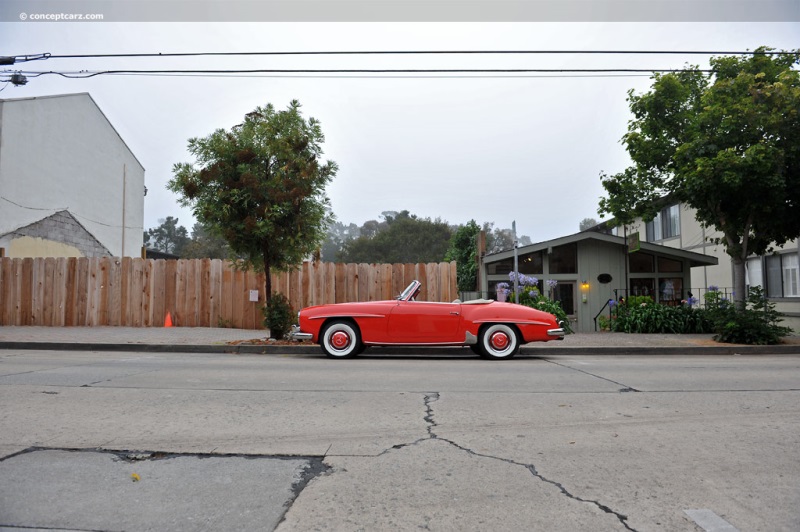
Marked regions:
[397,281,420,301]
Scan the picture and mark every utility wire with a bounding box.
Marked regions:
[40,49,790,59]
[10,67,716,79]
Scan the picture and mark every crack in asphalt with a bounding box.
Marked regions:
[545,359,642,393]
[386,392,637,531]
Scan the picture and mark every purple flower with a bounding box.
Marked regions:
[608,299,617,307]
[708,285,719,292]
[546,279,558,288]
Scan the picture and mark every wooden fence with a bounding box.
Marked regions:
[0,257,457,329]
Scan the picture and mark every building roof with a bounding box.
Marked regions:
[484,231,718,268]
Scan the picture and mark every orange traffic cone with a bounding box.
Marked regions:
[164,312,173,327]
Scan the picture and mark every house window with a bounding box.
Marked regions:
[630,278,655,298]
[646,204,680,241]
[657,256,683,273]
[553,282,575,315]
[746,257,763,289]
[766,253,799,298]
[518,251,544,275]
[659,277,683,305]
[629,253,655,273]
[549,243,577,274]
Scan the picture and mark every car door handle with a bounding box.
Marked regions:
[450,311,460,315]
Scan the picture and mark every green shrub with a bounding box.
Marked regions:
[263,293,295,340]
[707,286,792,345]
[609,298,713,334]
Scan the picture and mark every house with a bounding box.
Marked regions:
[603,200,800,332]
[0,93,145,258]
[479,231,718,333]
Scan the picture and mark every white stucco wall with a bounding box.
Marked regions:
[0,93,144,257]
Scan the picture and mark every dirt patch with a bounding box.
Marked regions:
[226,338,312,346]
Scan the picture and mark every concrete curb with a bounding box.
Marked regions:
[1,341,797,356]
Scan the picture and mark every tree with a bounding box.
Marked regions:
[599,48,800,307]
[320,218,361,261]
[482,222,532,254]
[181,221,231,259]
[169,100,337,306]
[144,217,190,255]
[579,217,599,231]
[445,220,481,292]
[338,211,452,263]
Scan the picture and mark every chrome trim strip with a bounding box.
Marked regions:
[472,319,550,326]
[308,314,387,320]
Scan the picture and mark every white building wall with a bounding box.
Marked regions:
[0,93,144,257]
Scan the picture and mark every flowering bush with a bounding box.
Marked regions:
[507,272,572,333]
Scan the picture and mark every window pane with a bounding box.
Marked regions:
[518,251,543,274]
[766,255,783,297]
[554,282,575,315]
[747,258,763,288]
[649,212,662,240]
[659,277,683,304]
[549,243,577,274]
[663,205,680,238]
[630,278,655,298]
[488,259,513,275]
[629,253,655,273]
[657,256,682,272]
[782,254,799,297]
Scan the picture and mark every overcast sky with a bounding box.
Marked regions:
[3,5,798,243]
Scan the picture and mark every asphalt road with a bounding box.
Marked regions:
[1,349,799,531]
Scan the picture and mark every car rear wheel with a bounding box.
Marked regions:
[320,320,362,358]
[478,324,519,359]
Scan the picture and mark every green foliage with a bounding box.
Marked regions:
[181,221,232,259]
[610,301,713,334]
[338,211,452,263]
[262,293,295,340]
[510,272,574,334]
[599,48,800,306]
[605,286,792,343]
[168,100,337,303]
[144,216,190,255]
[445,220,480,292]
[706,286,793,345]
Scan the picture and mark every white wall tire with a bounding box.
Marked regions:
[320,321,361,358]
[479,324,519,359]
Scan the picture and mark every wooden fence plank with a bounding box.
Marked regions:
[0,258,459,328]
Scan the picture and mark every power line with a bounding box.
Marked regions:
[11,67,716,80]
[39,49,792,59]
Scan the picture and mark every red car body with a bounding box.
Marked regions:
[290,280,565,358]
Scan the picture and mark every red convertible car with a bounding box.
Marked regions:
[289,280,565,359]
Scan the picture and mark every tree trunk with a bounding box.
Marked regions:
[263,246,272,307]
[731,256,747,310]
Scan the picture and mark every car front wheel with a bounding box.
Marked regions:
[478,324,519,359]
[320,320,362,358]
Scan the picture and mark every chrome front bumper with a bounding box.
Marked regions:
[547,328,565,339]
[287,325,313,342]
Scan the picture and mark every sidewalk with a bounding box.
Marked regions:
[1,326,798,355]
